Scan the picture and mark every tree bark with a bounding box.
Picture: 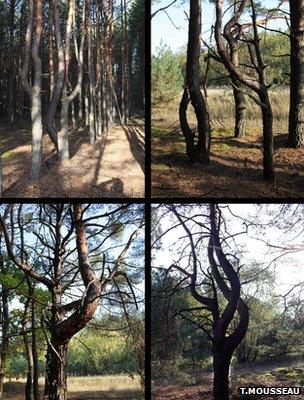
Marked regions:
[260,90,274,180]
[180,0,210,164]
[29,281,39,400]
[213,347,232,400]
[45,339,69,400]
[0,288,9,400]
[179,88,195,161]
[29,0,43,181]
[230,43,246,137]
[215,0,274,179]
[288,0,304,148]
[23,297,34,400]
[43,204,102,399]
[87,1,96,143]
[59,0,86,161]
[7,0,16,127]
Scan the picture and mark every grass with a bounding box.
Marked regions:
[3,374,143,400]
[67,374,141,393]
[152,87,304,198]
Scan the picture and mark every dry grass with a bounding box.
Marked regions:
[67,374,141,393]
[153,87,289,132]
[3,374,143,400]
[152,87,304,198]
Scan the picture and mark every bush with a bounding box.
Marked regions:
[152,42,183,107]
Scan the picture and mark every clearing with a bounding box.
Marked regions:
[153,361,304,400]
[152,88,304,198]
[3,374,143,400]
[1,121,145,198]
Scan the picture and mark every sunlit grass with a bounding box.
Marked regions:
[152,87,289,135]
[67,374,141,393]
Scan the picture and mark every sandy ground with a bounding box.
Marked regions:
[1,122,144,198]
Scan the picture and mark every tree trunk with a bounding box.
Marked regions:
[59,90,70,162]
[288,0,304,148]
[30,283,39,400]
[87,1,95,143]
[232,81,246,138]
[229,12,246,138]
[30,0,43,181]
[179,88,195,161]
[213,347,232,400]
[181,0,210,164]
[45,339,69,400]
[45,0,65,150]
[259,90,274,180]
[0,289,9,399]
[7,0,16,127]
[23,297,34,400]
[85,89,89,127]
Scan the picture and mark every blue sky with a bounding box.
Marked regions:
[152,0,289,54]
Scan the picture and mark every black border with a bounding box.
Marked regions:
[145,0,151,200]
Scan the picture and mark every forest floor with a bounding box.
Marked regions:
[3,374,143,400]
[153,360,304,400]
[152,88,304,198]
[1,120,144,198]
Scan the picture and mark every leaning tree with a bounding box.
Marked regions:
[153,204,249,400]
[0,203,144,400]
[215,0,275,179]
[179,0,211,164]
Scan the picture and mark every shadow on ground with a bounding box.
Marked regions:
[3,382,143,400]
[122,122,145,173]
[2,121,144,198]
[152,126,304,198]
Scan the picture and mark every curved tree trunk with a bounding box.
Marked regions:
[179,88,195,161]
[180,0,210,164]
[288,0,304,148]
[43,204,102,400]
[229,11,246,138]
[59,0,86,161]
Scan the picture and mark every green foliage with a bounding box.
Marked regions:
[151,269,211,383]
[271,367,304,384]
[152,43,183,106]
[68,325,137,376]
[259,32,290,85]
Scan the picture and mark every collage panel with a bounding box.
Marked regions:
[152,203,304,399]
[0,202,145,399]
[151,0,304,198]
[0,0,145,199]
